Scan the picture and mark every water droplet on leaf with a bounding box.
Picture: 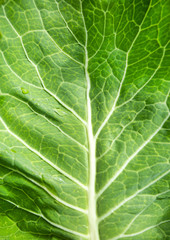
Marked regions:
[21,88,29,94]
[54,108,66,116]
[11,149,16,153]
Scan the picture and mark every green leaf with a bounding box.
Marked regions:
[0,0,170,239]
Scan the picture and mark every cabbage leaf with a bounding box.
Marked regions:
[0,0,170,239]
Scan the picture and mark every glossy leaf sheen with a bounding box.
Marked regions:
[0,0,170,239]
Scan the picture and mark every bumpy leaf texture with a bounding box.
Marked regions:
[0,0,170,239]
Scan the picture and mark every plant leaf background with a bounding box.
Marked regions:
[0,0,170,239]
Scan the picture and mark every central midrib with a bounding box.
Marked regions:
[85,45,99,239]
[83,27,100,240]
[85,45,99,240]
[81,3,99,238]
